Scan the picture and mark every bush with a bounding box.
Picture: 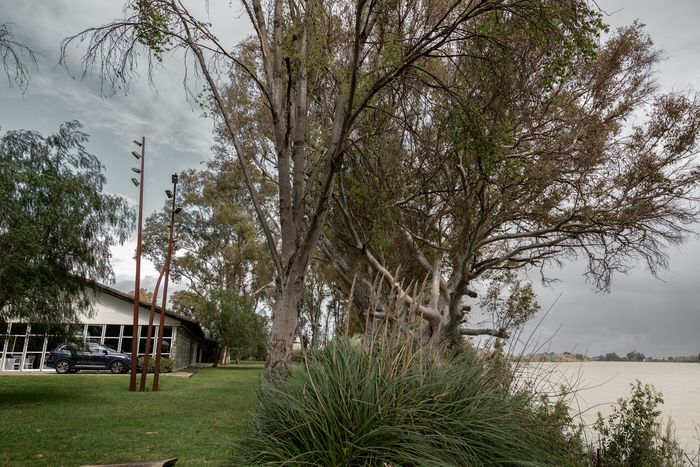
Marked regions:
[231,339,578,466]
[594,381,685,466]
[528,392,587,464]
[136,356,172,373]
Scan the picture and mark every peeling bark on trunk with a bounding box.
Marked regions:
[265,281,303,382]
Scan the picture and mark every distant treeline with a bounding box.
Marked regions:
[521,351,700,363]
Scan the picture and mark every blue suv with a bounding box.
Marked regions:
[46,343,132,374]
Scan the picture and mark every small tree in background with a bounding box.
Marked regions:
[594,381,684,466]
[142,160,273,306]
[479,271,540,339]
[197,289,268,365]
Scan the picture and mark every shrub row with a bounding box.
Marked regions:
[136,356,172,373]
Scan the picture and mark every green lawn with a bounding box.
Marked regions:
[0,363,263,466]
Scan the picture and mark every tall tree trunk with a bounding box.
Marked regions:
[265,280,303,381]
[219,345,230,366]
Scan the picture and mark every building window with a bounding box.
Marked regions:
[104,325,120,351]
[25,334,45,370]
[87,325,103,343]
[46,334,65,353]
[4,324,28,371]
[138,325,154,355]
[160,326,173,357]
[74,324,86,342]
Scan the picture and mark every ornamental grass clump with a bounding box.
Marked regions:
[232,339,574,466]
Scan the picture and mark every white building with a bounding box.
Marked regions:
[1,283,204,372]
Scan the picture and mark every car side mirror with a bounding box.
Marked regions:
[102,350,108,355]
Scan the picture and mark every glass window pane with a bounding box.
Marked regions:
[163,326,173,338]
[105,325,121,337]
[46,335,65,351]
[87,325,103,337]
[23,353,41,369]
[73,325,86,339]
[27,336,44,352]
[3,354,20,370]
[121,338,133,354]
[7,336,25,353]
[159,339,171,354]
[139,338,155,354]
[140,326,151,338]
[104,338,119,351]
[29,322,49,335]
[47,323,70,335]
[9,323,27,335]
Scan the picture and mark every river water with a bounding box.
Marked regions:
[518,362,700,452]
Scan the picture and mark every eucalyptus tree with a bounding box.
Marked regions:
[142,155,274,306]
[62,0,589,379]
[142,156,274,364]
[197,289,268,364]
[323,22,700,347]
[0,121,133,322]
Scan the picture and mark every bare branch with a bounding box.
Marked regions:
[0,22,39,92]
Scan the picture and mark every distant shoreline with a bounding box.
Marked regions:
[515,353,700,363]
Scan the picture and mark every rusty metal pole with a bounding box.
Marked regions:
[139,265,166,391]
[129,137,145,392]
[153,174,179,391]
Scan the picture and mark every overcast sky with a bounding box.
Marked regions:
[1,1,699,357]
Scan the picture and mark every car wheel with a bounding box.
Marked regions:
[55,360,72,374]
[110,361,125,374]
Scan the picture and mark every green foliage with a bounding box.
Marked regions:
[290,348,305,363]
[594,381,685,466]
[0,121,133,322]
[528,392,587,464]
[603,352,623,361]
[540,3,608,87]
[626,350,646,362]
[232,339,578,466]
[132,0,172,61]
[137,355,172,373]
[480,271,540,332]
[170,290,204,319]
[142,163,272,300]
[198,289,268,361]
